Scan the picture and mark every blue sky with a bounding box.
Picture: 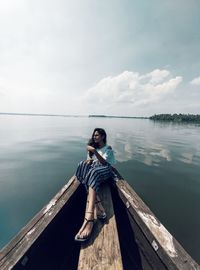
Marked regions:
[0,0,200,116]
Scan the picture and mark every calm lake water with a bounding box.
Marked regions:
[0,115,200,263]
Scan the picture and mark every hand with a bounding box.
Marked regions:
[87,145,96,153]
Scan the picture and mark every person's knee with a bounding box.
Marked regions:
[89,184,98,193]
[90,170,99,180]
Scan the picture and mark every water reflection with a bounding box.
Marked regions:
[112,132,172,166]
[0,116,200,263]
[108,121,200,167]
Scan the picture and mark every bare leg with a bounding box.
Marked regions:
[86,193,106,218]
[75,187,96,239]
[95,194,106,219]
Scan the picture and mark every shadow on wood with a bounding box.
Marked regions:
[78,183,123,270]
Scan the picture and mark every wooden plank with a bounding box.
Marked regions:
[78,184,123,270]
[115,180,200,270]
[111,183,167,270]
[126,210,168,270]
[0,176,80,270]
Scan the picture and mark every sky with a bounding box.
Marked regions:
[0,0,200,117]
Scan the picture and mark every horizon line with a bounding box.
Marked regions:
[0,112,149,118]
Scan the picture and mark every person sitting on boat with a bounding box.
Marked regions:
[74,128,116,241]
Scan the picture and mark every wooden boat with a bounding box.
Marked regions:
[0,170,199,270]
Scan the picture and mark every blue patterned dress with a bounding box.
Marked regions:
[75,145,116,192]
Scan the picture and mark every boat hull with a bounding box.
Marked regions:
[0,174,199,270]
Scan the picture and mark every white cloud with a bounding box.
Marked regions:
[0,1,199,116]
[84,69,182,108]
[190,76,200,86]
[140,69,170,84]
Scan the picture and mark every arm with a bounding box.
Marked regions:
[87,145,107,165]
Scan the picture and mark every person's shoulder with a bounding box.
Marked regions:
[107,145,113,150]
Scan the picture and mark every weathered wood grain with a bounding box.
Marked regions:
[115,180,200,270]
[78,184,123,270]
[1,170,199,270]
[0,176,80,270]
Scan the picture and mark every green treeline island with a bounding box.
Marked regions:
[149,114,200,123]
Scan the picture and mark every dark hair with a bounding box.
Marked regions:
[88,128,107,158]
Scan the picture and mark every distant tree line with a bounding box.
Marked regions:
[149,114,200,123]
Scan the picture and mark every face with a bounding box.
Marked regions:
[93,131,104,144]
